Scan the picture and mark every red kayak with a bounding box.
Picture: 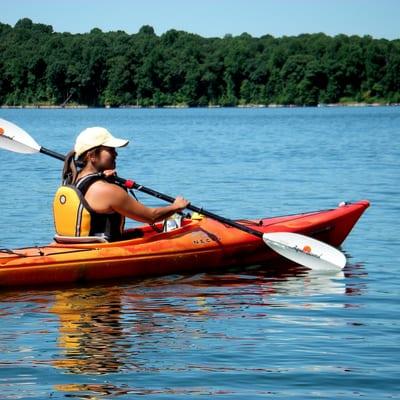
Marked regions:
[0,200,369,288]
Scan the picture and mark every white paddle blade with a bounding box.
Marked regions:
[0,118,41,154]
[263,232,346,271]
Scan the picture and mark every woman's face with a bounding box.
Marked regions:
[91,146,118,171]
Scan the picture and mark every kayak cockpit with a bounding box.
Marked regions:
[48,218,201,249]
[52,214,199,245]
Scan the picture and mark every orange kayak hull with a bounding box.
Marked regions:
[0,201,369,288]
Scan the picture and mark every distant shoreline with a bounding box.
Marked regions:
[1,102,399,110]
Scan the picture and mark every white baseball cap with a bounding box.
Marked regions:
[74,127,129,157]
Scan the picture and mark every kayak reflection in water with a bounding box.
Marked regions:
[53,127,189,242]
[50,284,211,377]
[51,288,127,375]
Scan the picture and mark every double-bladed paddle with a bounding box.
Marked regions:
[0,117,346,271]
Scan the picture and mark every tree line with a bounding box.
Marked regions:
[0,18,399,107]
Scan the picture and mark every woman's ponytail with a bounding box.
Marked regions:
[62,150,78,185]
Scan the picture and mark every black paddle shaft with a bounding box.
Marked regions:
[40,147,66,162]
[114,176,263,238]
[40,146,264,239]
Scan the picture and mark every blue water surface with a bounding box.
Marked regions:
[0,107,398,399]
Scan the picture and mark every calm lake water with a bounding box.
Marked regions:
[0,107,398,399]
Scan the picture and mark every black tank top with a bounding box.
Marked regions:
[75,174,125,242]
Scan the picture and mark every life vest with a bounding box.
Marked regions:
[53,174,125,241]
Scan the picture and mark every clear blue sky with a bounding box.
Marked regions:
[2,0,400,39]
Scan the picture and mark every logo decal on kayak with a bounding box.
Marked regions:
[0,127,4,135]
[59,195,66,204]
[303,245,312,253]
[193,238,211,245]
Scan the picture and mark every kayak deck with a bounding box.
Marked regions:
[0,200,369,287]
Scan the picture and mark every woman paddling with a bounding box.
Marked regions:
[54,127,189,242]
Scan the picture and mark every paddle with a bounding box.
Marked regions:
[0,118,346,271]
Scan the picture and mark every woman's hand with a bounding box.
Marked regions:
[173,196,190,210]
[102,169,116,178]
